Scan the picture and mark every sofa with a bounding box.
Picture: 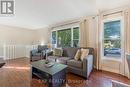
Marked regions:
[47,47,94,79]
[30,45,48,61]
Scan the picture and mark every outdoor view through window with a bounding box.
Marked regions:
[51,27,79,48]
[104,20,121,58]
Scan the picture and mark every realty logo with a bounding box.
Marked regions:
[0,0,14,15]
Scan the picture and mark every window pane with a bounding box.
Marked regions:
[104,20,121,58]
[73,40,79,47]
[52,31,56,44]
[104,20,120,39]
[73,27,79,39]
[57,29,71,47]
[104,39,121,57]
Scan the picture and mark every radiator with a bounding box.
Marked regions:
[4,45,16,60]
[2,44,38,60]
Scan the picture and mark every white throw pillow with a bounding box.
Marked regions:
[80,49,89,61]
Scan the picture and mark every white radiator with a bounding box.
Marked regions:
[3,45,27,60]
[0,44,38,60]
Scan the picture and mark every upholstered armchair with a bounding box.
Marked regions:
[30,45,48,62]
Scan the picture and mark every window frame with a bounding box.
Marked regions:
[72,27,80,47]
[51,31,57,44]
[51,25,80,48]
[57,28,72,47]
[101,16,124,61]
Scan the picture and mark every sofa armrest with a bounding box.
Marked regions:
[83,55,93,79]
[30,49,38,60]
[30,49,38,55]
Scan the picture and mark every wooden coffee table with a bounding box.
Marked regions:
[31,60,67,87]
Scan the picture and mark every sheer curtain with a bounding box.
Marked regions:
[79,16,98,68]
[79,19,89,47]
[79,17,97,48]
[124,9,130,78]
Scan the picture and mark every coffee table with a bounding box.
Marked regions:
[31,60,67,87]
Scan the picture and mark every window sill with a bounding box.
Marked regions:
[102,58,122,63]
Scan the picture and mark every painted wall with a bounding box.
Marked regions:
[0,25,51,60]
[0,25,37,44]
[35,28,51,45]
[0,25,37,59]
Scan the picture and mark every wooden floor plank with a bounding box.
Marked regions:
[0,58,129,87]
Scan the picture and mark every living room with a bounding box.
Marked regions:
[0,0,130,87]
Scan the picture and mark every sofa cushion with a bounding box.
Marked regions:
[74,49,81,61]
[56,57,70,64]
[31,56,41,61]
[33,53,41,56]
[63,47,79,58]
[81,49,89,61]
[47,56,60,62]
[67,59,83,68]
[53,48,63,57]
[81,47,94,55]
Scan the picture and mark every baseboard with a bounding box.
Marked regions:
[5,57,30,60]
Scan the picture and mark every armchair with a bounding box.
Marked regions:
[30,45,48,62]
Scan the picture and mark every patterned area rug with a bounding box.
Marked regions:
[112,80,130,87]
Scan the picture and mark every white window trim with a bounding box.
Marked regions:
[100,16,124,62]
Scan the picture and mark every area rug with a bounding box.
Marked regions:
[112,80,130,87]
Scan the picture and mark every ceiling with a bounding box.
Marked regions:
[0,0,129,29]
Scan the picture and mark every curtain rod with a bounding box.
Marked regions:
[52,21,80,29]
[51,15,97,29]
[103,11,123,16]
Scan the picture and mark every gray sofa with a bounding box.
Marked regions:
[47,47,94,79]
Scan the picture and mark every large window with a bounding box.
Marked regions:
[57,29,71,47]
[103,20,121,58]
[51,27,79,48]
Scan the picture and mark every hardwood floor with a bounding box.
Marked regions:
[0,58,129,87]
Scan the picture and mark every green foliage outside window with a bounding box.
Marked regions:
[52,31,56,44]
[57,29,71,47]
[51,27,79,48]
[73,27,79,39]
[104,20,121,49]
[73,27,79,47]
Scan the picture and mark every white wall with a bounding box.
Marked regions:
[0,25,37,59]
[0,26,36,44]
[35,28,51,45]
[0,25,51,60]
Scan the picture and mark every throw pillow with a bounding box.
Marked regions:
[53,48,63,57]
[74,49,81,61]
[80,49,89,61]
